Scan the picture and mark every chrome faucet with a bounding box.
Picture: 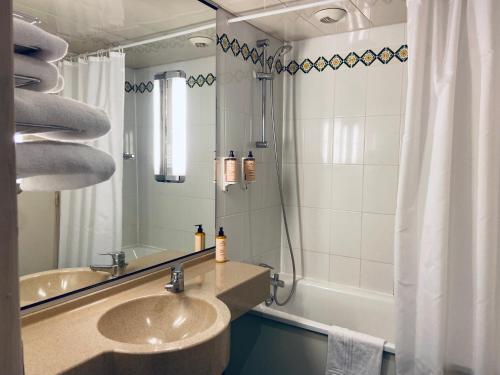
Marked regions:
[259,263,285,306]
[90,251,128,277]
[164,263,185,293]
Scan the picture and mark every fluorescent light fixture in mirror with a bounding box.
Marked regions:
[153,70,187,183]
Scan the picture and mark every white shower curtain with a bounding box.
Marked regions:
[395,1,500,374]
[58,52,125,267]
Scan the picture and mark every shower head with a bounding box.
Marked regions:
[275,45,293,57]
[270,44,292,72]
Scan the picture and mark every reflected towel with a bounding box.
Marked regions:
[16,141,115,191]
[15,88,110,141]
[325,326,384,375]
[13,17,68,62]
[14,53,60,92]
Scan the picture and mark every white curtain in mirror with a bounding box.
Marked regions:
[58,52,125,267]
[395,0,500,374]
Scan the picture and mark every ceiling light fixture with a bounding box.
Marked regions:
[227,0,345,24]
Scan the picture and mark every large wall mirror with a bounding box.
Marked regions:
[14,0,216,308]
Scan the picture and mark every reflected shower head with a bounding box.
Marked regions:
[275,45,292,57]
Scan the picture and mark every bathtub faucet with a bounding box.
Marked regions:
[259,263,285,306]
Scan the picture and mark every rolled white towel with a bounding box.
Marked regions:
[15,88,110,141]
[13,17,68,62]
[16,141,115,191]
[14,53,59,92]
[47,74,65,94]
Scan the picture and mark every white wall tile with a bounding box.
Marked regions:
[360,260,394,293]
[364,115,400,165]
[366,63,403,116]
[334,68,367,117]
[282,163,302,207]
[302,164,332,208]
[330,211,362,258]
[300,207,331,253]
[361,213,395,263]
[333,117,365,164]
[331,165,363,211]
[293,70,334,120]
[302,118,334,164]
[329,256,361,287]
[303,251,329,281]
[363,165,398,214]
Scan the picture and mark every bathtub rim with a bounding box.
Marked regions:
[251,302,396,355]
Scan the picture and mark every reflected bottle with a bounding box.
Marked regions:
[194,224,205,252]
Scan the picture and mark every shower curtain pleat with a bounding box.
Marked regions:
[395,1,500,374]
[58,53,125,267]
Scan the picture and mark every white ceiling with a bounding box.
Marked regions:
[13,0,405,68]
[212,0,406,41]
[13,0,217,68]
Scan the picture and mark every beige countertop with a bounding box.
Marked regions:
[21,257,269,375]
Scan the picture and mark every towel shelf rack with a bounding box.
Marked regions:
[15,122,73,135]
[14,43,41,56]
[15,74,41,88]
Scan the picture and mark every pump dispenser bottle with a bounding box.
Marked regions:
[194,224,205,251]
[216,227,227,263]
[243,151,256,183]
[224,150,238,183]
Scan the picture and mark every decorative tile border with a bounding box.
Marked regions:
[216,33,408,75]
[125,73,216,93]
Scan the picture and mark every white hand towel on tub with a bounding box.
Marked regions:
[13,17,68,62]
[16,141,115,191]
[15,88,110,141]
[14,53,61,92]
[325,326,384,375]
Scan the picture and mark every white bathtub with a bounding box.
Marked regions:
[251,276,396,354]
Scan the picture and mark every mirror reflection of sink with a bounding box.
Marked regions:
[20,268,111,305]
[97,294,220,345]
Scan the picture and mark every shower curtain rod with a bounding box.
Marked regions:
[75,21,216,58]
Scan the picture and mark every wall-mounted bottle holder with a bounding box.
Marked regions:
[221,151,239,192]
[241,151,256,190]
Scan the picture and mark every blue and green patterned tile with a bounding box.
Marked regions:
[275,59,283,73]
[125,81,134,93]
[300,58,314,73]
[267,56,274,71]
[313,56,328,71]
[360,50,376,66]
[206,73,216,86]
[241,43,250,60]
[395,45,408,62]
[250,48,260,64]
[286,60,300,75]
[219,34,230,52]
[137,82,146,93]
[377,47,394,64]
[146,81,154,92]
[196,74,205,87]
[329,54,343,70]
[230,38,241,57]
[216,34,220,45]
[344,52,360,68]
[187,76,196,88]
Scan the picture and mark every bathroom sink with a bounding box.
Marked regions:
[97,294,224,345]
[20,268,111,305]
[97,294,231,374]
